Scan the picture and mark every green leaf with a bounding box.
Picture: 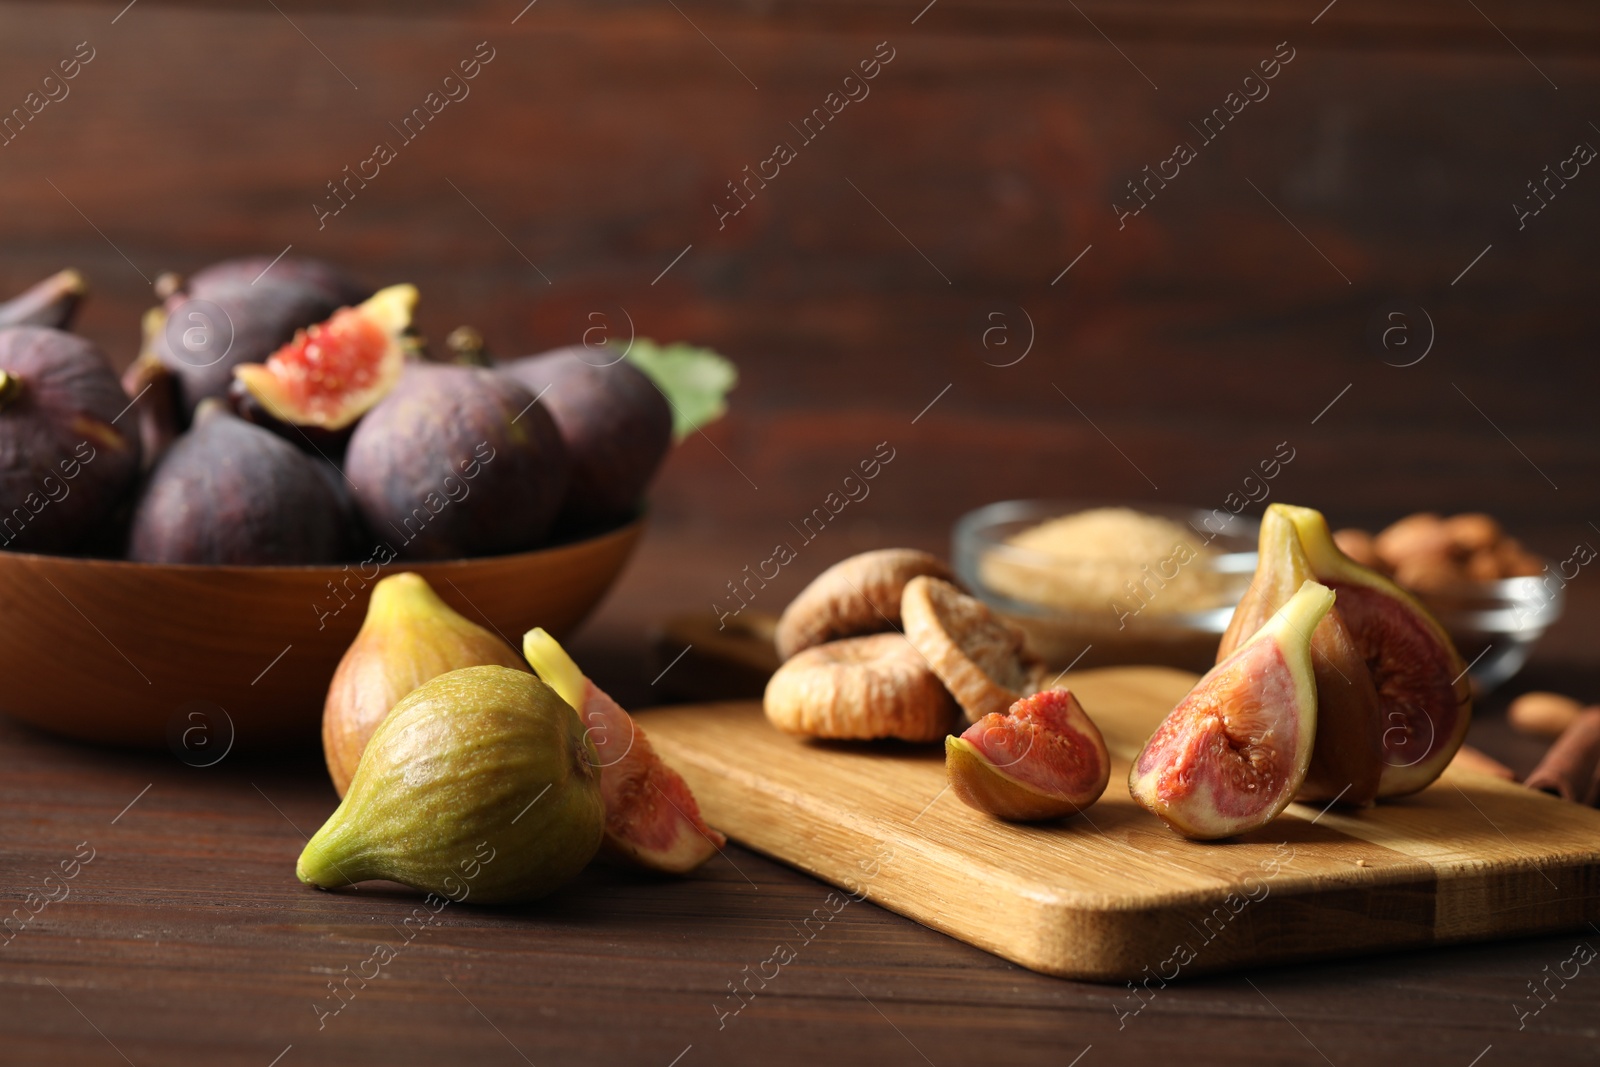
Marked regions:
[622,338,737,441]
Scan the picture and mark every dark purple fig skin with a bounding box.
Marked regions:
[226,376,354,459]
[120,354,182,471]
[0,269,87,332]
[499,347,670,527]
[0,327,142,555]
[153,258,369,420]
[343,364,570,560]
[128,401,349,565]
[184,256,369,309]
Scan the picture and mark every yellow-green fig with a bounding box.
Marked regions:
[323,572,528,796]
[298,666,605,904]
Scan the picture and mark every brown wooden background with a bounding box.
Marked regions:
[3,1,1599,1064]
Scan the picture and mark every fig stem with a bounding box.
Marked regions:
[0,370,20,410]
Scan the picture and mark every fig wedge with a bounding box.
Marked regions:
[1277,504,1471,797]
[1130,580,1332,840]
[946,689,1110,821]
[524,628,726,874]
[1218,505,1384,806]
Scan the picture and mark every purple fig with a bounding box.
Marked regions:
[0,269,88,332]
[128,400,349,564]
[179,256,369,310]
[120,352,183,471]
[0,327,141,555]
[343,364,569,560]
[499,347,671,527]
[151,257,370,419]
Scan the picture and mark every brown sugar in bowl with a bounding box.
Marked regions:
[0,518,643,752]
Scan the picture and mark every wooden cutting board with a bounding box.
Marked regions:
[645,666,1600,982]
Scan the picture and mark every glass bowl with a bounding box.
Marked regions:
[954,499,1562,691]
[953,500,1259,674]
[1412,575,1564,692]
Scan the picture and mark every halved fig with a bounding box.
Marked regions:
[1130,580,1332,840]
[1218,505,1384,807]
[946,689,1110,821]
[523,627,726,874]
[232,284,415,432]
[1277,504,1471,797]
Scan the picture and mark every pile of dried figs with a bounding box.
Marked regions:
[765,502,1475,841]
[0,260,733,563]
[300,570,723,902]
[764,549,1113,821]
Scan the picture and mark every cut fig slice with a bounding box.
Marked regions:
[1277,504,1472,798]
[523,628,726,875]
[946,689,1110,821]
[1218,505,1384,807]
[232,283,415,431]
[1130,580,1332,840]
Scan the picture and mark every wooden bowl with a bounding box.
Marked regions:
[0,519,643,753]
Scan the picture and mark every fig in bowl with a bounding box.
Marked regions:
[0,519,644,752]
[0,326,141,555]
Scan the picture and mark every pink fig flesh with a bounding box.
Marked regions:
[1278,505,1472,797]
[1130,580,1330,840]
[947,689,1110,821]
[525,629,725,874]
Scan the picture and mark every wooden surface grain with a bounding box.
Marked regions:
[1,0,1599,1062]
[3,529,1599,1065]
[646,672,1600,981]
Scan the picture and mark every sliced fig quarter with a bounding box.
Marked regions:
[1278,504,1472,798]
[1218,505,1384,807]
[946,689,1110,822]
[524,627,726,875]
[1130,580,1331,840]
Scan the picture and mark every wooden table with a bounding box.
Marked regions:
[3,0,1599,1061]
[4,525,1598,1066]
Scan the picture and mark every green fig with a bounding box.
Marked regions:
[322,572,529,797]
[297,665,605,904]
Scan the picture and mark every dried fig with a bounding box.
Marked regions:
[762,632,957,742]
[297,665,604,903]
[1279,505,1472,797]
[1219,505,1384,806]
[0,327,141,555]
[901,575,1047,723]
[322,572,530,797]
[775,548,955,661]
[524,628,726,874]
[0,269,87,331]
[1130,580,1332,840]
[946,689,1110,821]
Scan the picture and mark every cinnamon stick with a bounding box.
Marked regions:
[1525,709,1600,803]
